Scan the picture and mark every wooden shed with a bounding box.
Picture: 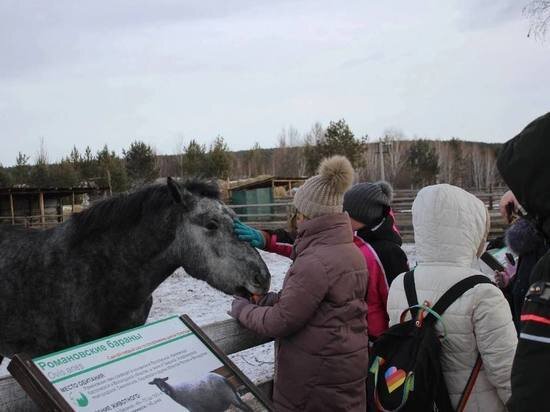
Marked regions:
[226,176,306,223]
[0,186,108,228]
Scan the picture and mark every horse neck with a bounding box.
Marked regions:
[73,220,181,298]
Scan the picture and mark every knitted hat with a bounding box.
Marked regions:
[293,156,354,218]
[343,181,393,229]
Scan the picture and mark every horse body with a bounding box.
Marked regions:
[0,179,270,358]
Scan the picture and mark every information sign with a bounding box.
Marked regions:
[8,315,272,411]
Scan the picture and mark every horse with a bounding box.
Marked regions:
[0,177,270,361]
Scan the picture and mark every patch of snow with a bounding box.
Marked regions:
[1,246,416,383]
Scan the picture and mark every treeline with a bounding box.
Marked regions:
[0,119,504,192]
[0,141,159,192]
[160,120,504,190]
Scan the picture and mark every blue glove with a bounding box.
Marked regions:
[233,220,265,249]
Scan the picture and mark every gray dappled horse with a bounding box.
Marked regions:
[0,178,270,362]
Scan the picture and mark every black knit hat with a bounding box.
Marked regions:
[343,181,393,229]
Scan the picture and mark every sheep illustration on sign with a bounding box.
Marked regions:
[148,373,252,412]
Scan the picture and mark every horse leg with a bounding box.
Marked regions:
[0,356,3,366]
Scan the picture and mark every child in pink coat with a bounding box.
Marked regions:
[234,181,409,342]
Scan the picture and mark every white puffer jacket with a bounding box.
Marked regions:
[387,184,517,412]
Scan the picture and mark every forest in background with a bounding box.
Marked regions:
[0,119,504,192]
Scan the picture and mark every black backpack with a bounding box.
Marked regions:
[368,270,492,412]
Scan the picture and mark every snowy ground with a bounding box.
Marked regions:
[1,245,417,381]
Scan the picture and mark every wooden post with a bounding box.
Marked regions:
[39,191,45,227]
[9,192,15,225]
[71,191,75,213]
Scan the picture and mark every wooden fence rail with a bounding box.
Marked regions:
[228,192,508,242]
[0,319,273,412]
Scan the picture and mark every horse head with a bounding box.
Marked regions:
[166,177,270,297]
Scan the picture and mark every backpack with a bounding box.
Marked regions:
[368,270,492,412]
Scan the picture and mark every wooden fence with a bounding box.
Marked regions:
[229,191,508,242]
[0,319,273,411]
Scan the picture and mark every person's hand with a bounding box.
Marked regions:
[227,296,250,319]
[254,292,279,306]
[494,270,511,289]
[233,220,266,249]
[499,190,521,224]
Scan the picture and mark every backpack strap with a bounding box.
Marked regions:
[456,354,482,412]
[429,275,494,411]
[430,275,493,318]
[403,270,419,319]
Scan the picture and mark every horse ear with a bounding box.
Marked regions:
[148,381,154,385]
[162,377,169,381]
[167,177,183,203]
[167,177,195,210]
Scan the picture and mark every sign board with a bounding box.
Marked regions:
[8,315,273,411]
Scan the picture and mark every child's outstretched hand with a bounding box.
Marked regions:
[228,296,249,319]
[233,220,266,249]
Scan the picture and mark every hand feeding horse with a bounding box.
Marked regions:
[0,178,270,362]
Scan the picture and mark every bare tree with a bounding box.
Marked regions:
[383,128,407,183]
[524,0,550,39]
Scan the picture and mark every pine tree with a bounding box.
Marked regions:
[29,140,50,187]
[0,164,12,187]
[97,145,128,193]
[12,152,31,185]
[304,119,367,175]
[80,146,99,182]
[407,140,440,187]
[181,140,207,176]
[205,136,232,179]
[124,141,159,187]
[49,159,79,187]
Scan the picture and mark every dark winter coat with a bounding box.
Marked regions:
[497,112,550,412]
[505,218,547,330]
[237,213,369,412]
[356,211,409,286]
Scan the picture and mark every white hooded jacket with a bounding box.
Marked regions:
[387,184,517,412]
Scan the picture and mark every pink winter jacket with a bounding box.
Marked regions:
[263,230,389,339]
[353,236,389,339]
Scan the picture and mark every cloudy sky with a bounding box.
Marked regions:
[1,0,549,166]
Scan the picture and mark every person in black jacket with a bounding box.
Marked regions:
[505,217,547,331]
[497,111,550,412]
[343,181,409,285]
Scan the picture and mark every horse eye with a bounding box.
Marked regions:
[205,221,219,231]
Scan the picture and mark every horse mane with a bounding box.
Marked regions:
[68,179,219,242]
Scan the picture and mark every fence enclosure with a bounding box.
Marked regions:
[229,190,508,241]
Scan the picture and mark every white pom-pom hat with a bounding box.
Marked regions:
[293,155,354,218]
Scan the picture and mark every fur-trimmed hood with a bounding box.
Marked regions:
[506,217,546,256]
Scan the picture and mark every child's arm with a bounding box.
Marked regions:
[232,258,328,338]
[233,220,294,258]
[263,231,293,258]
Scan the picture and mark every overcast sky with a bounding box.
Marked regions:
[1,0,549,166]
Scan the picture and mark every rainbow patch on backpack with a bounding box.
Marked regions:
[385,366,407,393]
